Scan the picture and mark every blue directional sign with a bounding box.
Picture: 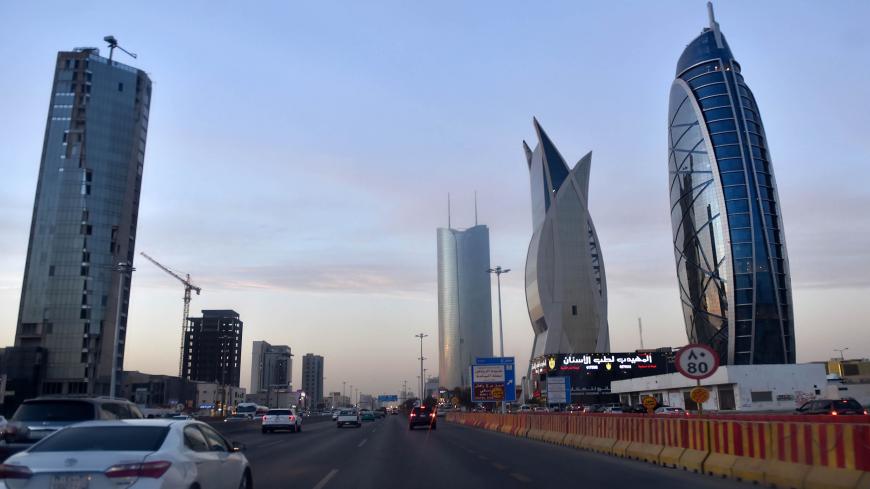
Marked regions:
[471,357,516,402]
[377,395,398,402]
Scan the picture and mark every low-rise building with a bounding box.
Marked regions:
[193,381,246,416]
[611,363,827,412]
[121,371,197,409]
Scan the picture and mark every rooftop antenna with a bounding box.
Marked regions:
[706,2,724,48]
[103,35,137,62]
[474,191,478,226]
[447,193,452,229]
[638,317,645,350]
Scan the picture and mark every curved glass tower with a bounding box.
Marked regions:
[524,119,609,360]
[437,224,493,389]
[668,4,794,365]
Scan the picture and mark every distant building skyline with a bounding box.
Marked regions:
[182,309,243,387]
[668,4,795,364]
[301,353,324,408]
[437,213,493,389]
[13,47,151,396]
[250,340,292,393]
[523,118,610,362]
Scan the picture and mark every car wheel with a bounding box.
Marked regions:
[297,424,302,433]
[431,424,437,430]
[261,428,267,434]
[409,425,414,430]
[290,426,296,433]
[337,423,341,428]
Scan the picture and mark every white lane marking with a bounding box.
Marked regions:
[312,469,339,489]
[357,438,368,447]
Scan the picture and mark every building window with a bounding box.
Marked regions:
[571,305,577,316]
[118,82,124,92]
[750,391,773,403]
[42,382,63,395]
[49,265,55,276]
[717,386,736,410]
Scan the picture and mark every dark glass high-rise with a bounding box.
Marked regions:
[15,47,151,395]
[668,4,794,364]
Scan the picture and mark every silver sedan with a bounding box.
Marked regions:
[0,419,251,488]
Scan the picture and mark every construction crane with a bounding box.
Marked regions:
[139,252,202,377]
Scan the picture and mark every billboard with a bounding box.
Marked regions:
[531,352,671,394]
[546,376,571,405]
[471,357,516,402]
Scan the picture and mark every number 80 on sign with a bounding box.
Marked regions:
[675,344,719,380]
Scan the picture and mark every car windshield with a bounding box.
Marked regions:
[30,426,169,452]
[340,410,355,415]
[13,401,94,422]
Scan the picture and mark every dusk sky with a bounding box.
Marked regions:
[1,1,868,397]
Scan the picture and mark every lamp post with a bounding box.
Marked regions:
[415,333,428,402]
[109,261,135,398]
[487,266,510,358]
[488,266,510,413]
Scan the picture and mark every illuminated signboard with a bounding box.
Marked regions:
[471,357,516,402]
[531,352,671,394]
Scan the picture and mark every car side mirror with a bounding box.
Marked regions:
[232,441,246,452]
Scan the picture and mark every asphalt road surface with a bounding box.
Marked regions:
[214,414,752,489]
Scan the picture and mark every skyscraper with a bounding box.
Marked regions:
[437,212,493,389]
[250,341,293,393]
[668,4,795,364]
[182,310,243,387]
[301,354,324,408]
[14,47,151,396]
[523,119,609,359]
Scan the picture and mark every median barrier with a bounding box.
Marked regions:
[446,412,870,488]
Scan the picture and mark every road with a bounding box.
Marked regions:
[214,414,752,489]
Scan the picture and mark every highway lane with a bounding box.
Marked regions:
[215,414,752,489]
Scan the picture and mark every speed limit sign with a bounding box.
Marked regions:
[675,344,719,380]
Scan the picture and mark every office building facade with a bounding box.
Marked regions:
[301,354,324,408]
[523,118,610,360]
[14,48,151,395]
[437,224,493,389]
[668,4,794,364]
[250,341,293,393]
[182,310,243,386]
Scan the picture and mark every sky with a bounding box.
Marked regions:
[1,1,868,397]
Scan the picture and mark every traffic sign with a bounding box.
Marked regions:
[642,395,657,414]
[675,344,719,380]
[471,357,516,402]
[690,387,710,404]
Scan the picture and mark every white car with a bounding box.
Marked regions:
[0,419,251,488]
[517,405,532,413]
[261,408,302,433]
[655,406,688,415]
[336,409,361,428]
[331,410,341,421]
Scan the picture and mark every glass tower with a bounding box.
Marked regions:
[437,223,493,389]
[15,48,151,395]
[668,4,794,365]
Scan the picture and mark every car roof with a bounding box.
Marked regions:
[68,419,194,428]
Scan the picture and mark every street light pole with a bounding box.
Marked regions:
[415,333,428,402]
[487,266,510,358]
[110,261,135,398]
[834,348,849,361]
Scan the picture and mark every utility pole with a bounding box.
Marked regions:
[638,317,645,350]
[415,333,428,402]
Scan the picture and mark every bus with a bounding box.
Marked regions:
[235,403,259,419]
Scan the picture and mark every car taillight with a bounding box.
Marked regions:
[0,464,33,480]
[410,413,416,417]
[864,410,869,415]
[290,416,295,421]
[263,415,268,421]
[430,412,436,417]
[105,461,171,479]
[831,411,838,416]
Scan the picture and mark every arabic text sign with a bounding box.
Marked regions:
[472,365,505,383]
[546,376,570,405]
[473,383,506,402]
[532,352,669,394]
